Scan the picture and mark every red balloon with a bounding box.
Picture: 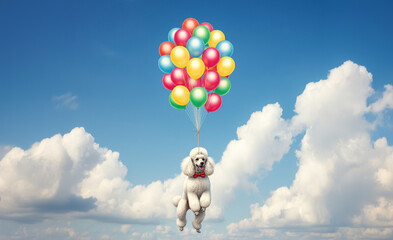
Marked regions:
[202,47,220,68]
[186,77,202,91]
[174,29,192,47]
[162,74,176,90]
[182,18,199,34]
[159,41,175,56]
[203,70,220,91]
[200,22,213,32]
[205,93,222,112]
[170,67,187,85]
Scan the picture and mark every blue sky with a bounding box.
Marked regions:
[1,0,393,239]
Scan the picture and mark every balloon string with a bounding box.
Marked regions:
[197,130,200,151]
[194,129,200,151]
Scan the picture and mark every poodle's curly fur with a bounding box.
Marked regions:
[173,147,215,233]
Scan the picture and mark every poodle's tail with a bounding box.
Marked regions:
[172,195,181,207]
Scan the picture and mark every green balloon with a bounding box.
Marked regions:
[169,93,186,109]
[193,26,211,45]
[190,87,208,108]
[214,77,231,96]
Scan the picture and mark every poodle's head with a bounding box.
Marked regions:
[181,147,215,177]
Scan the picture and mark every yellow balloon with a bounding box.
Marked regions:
[186,58,205,79]
[217,57,235,76]
[172,85,190,106]
[170,46,190,68]
[208,30,225,48]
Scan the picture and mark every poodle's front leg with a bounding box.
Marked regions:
[200,191,211,212]
[187,192,201,215]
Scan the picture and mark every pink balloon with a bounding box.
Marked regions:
[162,74,176,90]
[205,93,222,112]
[200,22,213,32]
[170,68,187,85]
[174,28,192,47]
[203,70,220,91]
[202,47,220,68]
[186,77,202,91]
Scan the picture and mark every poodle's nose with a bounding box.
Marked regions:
[200,162,205,166]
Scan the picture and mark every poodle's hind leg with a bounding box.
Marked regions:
[176,198,188,231]
[192,210,205,233]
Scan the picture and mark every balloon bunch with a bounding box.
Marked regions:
[158,18,235,113]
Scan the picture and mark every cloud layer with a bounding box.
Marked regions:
[0,98,295,224]
[1,61,393,239]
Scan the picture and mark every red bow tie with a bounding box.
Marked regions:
[193,172,206,178]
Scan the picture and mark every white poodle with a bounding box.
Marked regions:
[173,147,215,233]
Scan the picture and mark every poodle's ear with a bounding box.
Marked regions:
[181,157,195,176]
[204,157,215,176]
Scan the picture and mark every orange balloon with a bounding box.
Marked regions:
[182,18,199,34]
[159,41,175,56]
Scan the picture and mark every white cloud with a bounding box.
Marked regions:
[0,127,184,222]
[208,102,294,218]
[227,61,393,238]
[353,197,393,227]
[0,128,98,220]
[369,84,393,113]
[53,92,79,110]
